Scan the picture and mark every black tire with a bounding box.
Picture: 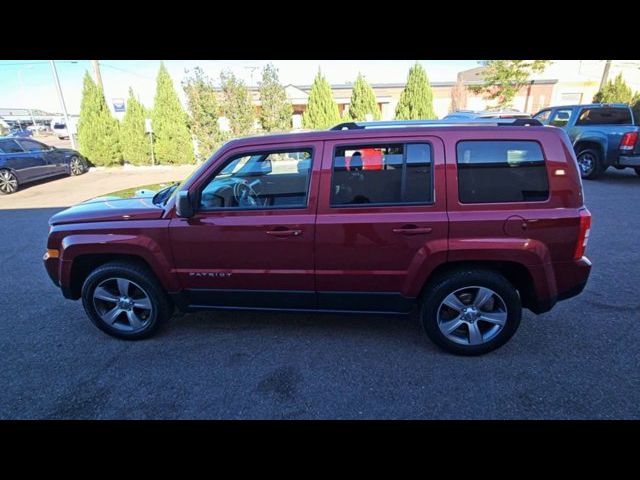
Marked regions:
[81,261,173,340]
[0,169,19,194]
[420,269,522,356]
[576,148,606,180]
[635,168,640,177]
[69,156,85,176]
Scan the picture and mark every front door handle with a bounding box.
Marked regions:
[392,225,433,235]
[266,228,302,237]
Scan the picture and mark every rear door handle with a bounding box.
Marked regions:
[266,228,302,237]
[392,225,433,235]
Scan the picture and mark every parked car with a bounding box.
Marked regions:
[51,121,69,140]
[44,119,592,355]
[443,110,531,121]
[8,128,33,138]
[533,103,640,179]
[0,137,88,194]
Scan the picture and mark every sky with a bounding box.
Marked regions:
[0,60,479,115]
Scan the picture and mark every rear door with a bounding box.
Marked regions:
[314,134,448,312]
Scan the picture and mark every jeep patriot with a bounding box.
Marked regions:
[44,119,592,355]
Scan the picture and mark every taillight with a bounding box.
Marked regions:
[574,208,592,260]
[620,132,638,151]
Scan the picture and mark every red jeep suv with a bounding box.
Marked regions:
[44,119,592,355]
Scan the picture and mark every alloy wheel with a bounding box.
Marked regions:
[0,170,18,194]
[92,277,153,332]
[437,286,508,346]
[70,157,83,175]
[577,152,595,177]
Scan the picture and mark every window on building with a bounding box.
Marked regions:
[457,140,549,203]
[331,143,433,206]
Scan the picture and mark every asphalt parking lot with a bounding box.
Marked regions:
[1,168,639,419]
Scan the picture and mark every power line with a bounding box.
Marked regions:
[99,62,154,80]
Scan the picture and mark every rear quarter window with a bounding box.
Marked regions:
[456,140,549,204]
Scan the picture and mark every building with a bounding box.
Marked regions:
[0,108,59,129]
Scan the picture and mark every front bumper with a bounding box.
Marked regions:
[618,155,640,167]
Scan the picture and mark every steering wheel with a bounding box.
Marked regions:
[233,179,261,207]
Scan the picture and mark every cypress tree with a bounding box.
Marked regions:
[220,70,255,137]
[395,63,437,120]
[302,71,341,129]
[348,73,381,121]
[632,92,640,126]
[183,67,225,160]
[120,88,150,165]
[259,64,292,132]
[77,72,122,166]
[593,73,634,104]
[151,62,194,164]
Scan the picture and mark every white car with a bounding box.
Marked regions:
[51,121,69,139]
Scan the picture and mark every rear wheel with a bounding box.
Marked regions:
[420,269,522,356]
[634,168,640,176]
[0,169,18,194]
[81,262,173,340]
[576,148,606,180]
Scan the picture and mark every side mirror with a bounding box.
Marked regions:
[176,190,194,218]
[260,159,272,174]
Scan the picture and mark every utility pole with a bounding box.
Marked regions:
[92,60,104,90]
[599,60,612,90]
[49,60,77,149]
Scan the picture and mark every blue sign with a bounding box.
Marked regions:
[113,99,125,113]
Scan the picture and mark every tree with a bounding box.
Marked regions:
[302,70,341,129]
[395,63,437,120]
[450,77,467,112]
[348,73,381,121]
[468,60,549,110]
[593,73,634,104]
[220,70,255,137]
[632,92,640,126]
[259,64,292,132]
[120,88,149,165]
[151,62,194,164]
[76,72,122,166]
[183,67,225,160]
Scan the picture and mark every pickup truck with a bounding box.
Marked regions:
[533,103,640,179]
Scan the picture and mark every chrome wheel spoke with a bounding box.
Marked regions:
[442,293,466,312]
[126,310,143,329]
[132,297,151,310]
[440,317,464,335]
[103,306,123,324]
[479,311,507,326]
[93,286,119,303]
[467,322,483,345]
[473,287,494,308]
[116,278,130,296]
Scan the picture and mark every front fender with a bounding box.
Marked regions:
[58,233,180,292]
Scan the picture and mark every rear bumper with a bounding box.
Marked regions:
[618,155,640,167]
[529,256,591,314]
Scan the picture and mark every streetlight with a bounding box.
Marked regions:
[49,60,77,149]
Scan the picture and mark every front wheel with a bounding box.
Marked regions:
[69,156,85,176]
[81,262,173,340]
[420,269,522,356]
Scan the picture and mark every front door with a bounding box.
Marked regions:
[168,141,322,310]
[15,139,52,178]
[314,135,449,312]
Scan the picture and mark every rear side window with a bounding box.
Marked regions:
[576,108,632,125]
[456,140,549,203]
[331,143,432,206]
[0,139,24,153]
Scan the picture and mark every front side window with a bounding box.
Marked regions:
[549,109,573,127]
[331,143,432,206]
[0,139,24,153]
[17,139,47,152]
[457,140,549,204]
[199,148,313,210]
[533,109,551,123]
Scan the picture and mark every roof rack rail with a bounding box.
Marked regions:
[330,118,542,130]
